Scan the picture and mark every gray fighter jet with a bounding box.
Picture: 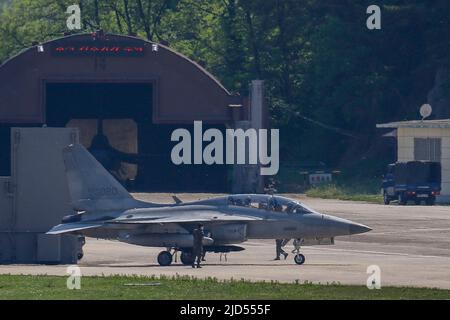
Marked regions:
[47,144,371,266]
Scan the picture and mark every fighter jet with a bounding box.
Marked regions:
[47,144,371,266]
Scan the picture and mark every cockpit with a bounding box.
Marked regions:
[227,194,313,214]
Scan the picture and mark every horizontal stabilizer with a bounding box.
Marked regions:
[46,222,103,235]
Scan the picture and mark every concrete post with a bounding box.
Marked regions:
[231,80,266,193]
[250,80,265,131]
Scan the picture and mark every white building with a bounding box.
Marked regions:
[377,119,450,202]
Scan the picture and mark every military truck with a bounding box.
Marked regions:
[382,161,441,205]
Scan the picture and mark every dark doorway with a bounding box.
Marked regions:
[45,82,229,192]
[46,82,153,123]
[0,125,11,176]
[0,124,41,177]
[135,122,230,192]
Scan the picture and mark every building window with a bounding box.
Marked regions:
[414,138,441,161]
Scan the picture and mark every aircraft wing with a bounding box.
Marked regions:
[110,211,262,224]
[46,222,103,235]
[46,211,262,235]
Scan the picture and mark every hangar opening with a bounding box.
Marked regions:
[45,82,228,192]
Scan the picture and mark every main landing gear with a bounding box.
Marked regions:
[157,249,195,266]
[157,250,173,266]
[180,251,195,266]
[292,239,306,265]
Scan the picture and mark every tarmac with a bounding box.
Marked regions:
[1,193,450,289]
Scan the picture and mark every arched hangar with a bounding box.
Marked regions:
[0,32,261,192]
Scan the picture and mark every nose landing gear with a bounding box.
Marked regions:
[294,253,306,265]
[292,239,306,265]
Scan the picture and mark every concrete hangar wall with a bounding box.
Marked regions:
[0,32,263,192]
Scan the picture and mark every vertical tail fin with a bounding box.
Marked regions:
[63,144,137,211]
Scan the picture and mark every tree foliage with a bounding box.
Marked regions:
[0,0,449,170]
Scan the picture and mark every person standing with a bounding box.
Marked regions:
[274,239,288,260]
[192,224,205,268]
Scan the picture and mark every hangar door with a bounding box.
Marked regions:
[45,82,228,192]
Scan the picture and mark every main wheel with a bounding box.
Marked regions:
[157,251,173,266]
[180,251,195,265]
[294,253,306,265]
[77,252,84,260]
[383,192,390,205]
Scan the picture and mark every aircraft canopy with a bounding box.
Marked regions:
[227,194,314,214]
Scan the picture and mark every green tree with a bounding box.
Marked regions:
[0,0,449,175]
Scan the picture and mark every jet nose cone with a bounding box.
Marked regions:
[348,223,372,235]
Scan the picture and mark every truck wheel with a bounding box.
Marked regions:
[398,193,407,205]
[426,197,436,206]
[383,192,390,205]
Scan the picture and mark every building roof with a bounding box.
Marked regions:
[0,33,232,95]
[376,119,450,129]
[0,33,242,124]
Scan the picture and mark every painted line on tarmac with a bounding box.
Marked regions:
[306,246,450,260]
[367,227,450,235]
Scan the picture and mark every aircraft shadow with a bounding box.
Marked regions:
[80,262,351,268]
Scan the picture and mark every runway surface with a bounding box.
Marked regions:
[1,193,450,289]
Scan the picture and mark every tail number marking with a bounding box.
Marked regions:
[88,186,119,197]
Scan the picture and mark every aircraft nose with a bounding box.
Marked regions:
[319,214,372,237]
[348,222,372,235]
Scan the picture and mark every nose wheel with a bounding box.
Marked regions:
[157,251,173,266]
[294,253,306,265]
[292,239,306,265]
